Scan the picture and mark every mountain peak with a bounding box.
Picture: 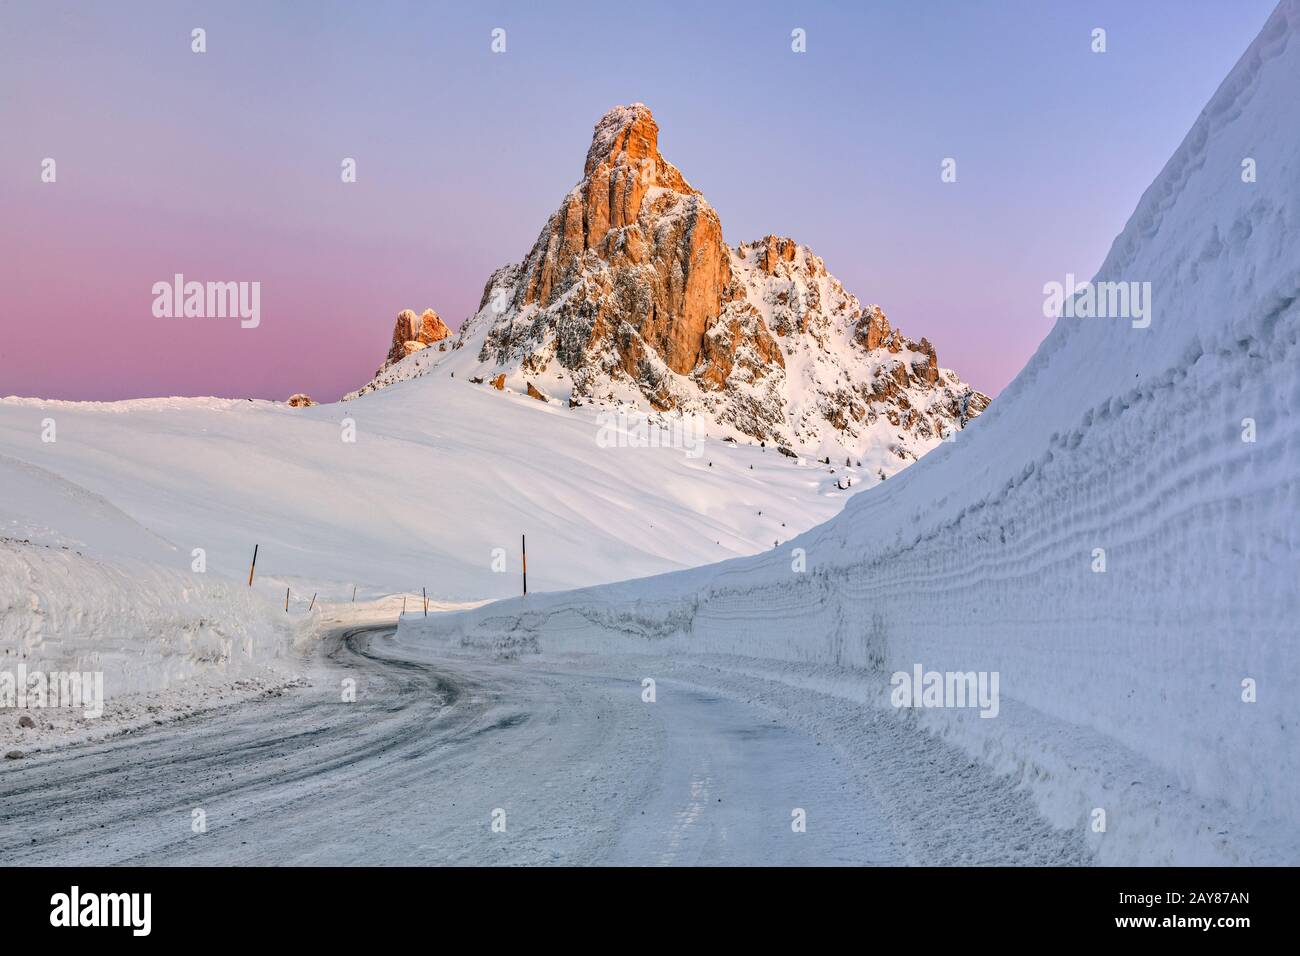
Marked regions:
[585,103,655,171]
[582,102,695,196]
[351,105,989,466]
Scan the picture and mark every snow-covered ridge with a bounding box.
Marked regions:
[404,0,1300,864]
[349,105,988,473]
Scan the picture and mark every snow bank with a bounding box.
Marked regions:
[0,545,293,697]
[0,454,295,706]
[402,1,1300,864]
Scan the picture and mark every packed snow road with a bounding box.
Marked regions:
[0,623,1085,865]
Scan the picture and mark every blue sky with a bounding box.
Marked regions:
[0,0,1278,398]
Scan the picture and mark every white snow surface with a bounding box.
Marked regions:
[0,453,298,705]
[2,2,1296,867]
[401,1,1300,865]
[0,355,869,705]
[0,387,861,600]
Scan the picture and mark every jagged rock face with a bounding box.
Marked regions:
[362,308,453,384]
[710,238,989,454]
[387,308,450,365]
[352,104,989,463]
[485,103,733,384]
[854,305,894,351]
[286,393,316,408]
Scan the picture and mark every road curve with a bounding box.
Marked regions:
[0,623,911,866]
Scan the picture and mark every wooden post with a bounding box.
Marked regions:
[247,544,258,586]
[308,593,317,611]
[522,534,527,596]
[422,587,428,617]
[284,587,289,612]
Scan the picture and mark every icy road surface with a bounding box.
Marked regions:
[0,624,1084,865]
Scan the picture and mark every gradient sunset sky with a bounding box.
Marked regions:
[0,0,1277,402]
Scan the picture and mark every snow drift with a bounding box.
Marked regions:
[404,1,1300,864]
[0,454,293,701]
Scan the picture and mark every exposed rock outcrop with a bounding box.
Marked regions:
[387,308,450,363]
[482,103,733,385]
[348,104,989,464]
[349,308,452,398]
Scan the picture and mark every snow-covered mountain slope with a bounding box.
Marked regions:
[0,371,877,707]
[6,110,950,709]
[404,1,1300,864]
[349,104,988,470]
[0,375,868,612]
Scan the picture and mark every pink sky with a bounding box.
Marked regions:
[0,1,1275,402]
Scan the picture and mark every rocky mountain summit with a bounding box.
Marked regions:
[349,104,988,464]
[368,308,451,381]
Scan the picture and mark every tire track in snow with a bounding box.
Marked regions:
[0,621,1045,865]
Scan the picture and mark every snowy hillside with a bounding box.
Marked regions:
[348,104,988,469]
[3,112,948,714]
[403,1,1300,865]
[0,357,879,707]
[0,384,864,602]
